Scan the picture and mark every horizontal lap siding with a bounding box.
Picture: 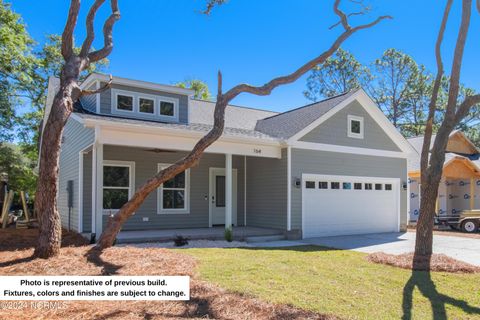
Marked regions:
[246,149,287,229]
[291,149,408,231]
[101,146,244,230]
[58,118,95,232]
[99,83,189,123]
[300,100,401,152]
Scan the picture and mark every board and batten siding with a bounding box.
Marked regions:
[246,149,288,230]
[58,117,95,232]
[290,148,408,231]
[99,83,189,123]
[95,146,245,231]
[300,100,401,152]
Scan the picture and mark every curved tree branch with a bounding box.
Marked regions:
[80,0,107,57]
[88,0,121,63]
[81,75,113,96]
[61,0,81,59]
[223,15,391,103]
[420,0,453,180]
[455,93,480,123]
[95,1,391,250]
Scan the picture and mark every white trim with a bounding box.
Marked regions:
[291,141,409,159]
[111,89,180,122]
[287,146,292,231]
[244,156,247,226]
[225,154,233,229]
[137,94,157,115]
[80,73,194,96]
[300,173,401,238]
[102,160,136,215]
[95,80,100,113]
[287,89,416,155]
[78,151,84,232]
[158,96,179,121]
[347,114,364,139]
[157,163,190,214]
[94,141,103,237]
[78,114,281,147]
[112,90,135,113]
[94,125,282,158]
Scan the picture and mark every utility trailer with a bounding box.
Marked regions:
[436,210,480,233]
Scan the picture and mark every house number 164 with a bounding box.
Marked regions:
[253,148,262,154]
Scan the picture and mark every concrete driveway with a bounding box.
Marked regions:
[252,232,480,266]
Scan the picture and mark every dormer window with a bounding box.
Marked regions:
[111,89,179,122]
[117,94,133,111]
[139,97,155,114]
[348,115,364,139]
[160,101,175,117]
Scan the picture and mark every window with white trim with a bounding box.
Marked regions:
[158,164,190,214]
[139,96,155,114]
[116,94,134,112]
[159,100,175,117]
[348,115,364,139]
[103,161,134,213]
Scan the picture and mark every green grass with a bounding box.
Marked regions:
[181,246,480,319]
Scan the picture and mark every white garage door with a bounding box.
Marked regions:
[302,174,400,238]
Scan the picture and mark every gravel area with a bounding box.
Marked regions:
[120,239,251,249]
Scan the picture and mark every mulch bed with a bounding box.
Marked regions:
[366,252,480,274]
[0,229,337,319]
[0,228,88,251]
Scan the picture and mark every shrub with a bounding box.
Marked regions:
[173,235,189,247]
[224,227,233,242]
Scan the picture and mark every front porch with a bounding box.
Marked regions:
[116,226,285,244]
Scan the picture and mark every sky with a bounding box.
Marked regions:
[9,0,480,113]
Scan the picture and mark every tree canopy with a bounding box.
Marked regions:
[176,79,211,100]
[304,47,480,144]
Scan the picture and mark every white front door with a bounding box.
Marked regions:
[209,168,237,226]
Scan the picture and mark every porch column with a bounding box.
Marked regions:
[470,177,475,210]
[94,143,104,238]
[225,153,232,229]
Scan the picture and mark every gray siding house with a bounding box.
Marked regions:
[50,73,415,241]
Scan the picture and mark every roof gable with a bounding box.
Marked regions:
[254,90,359,139]
[299,99,401,152]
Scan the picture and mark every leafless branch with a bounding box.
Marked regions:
[80,0,107,57]
[329,11,369,29]
[202,0,227,15]
[223,15,391,102]
[444,0,472,120]
[81,75,113,97]
[61,0,81,59]
[420,0,453,179]
[88,0,121,63]
[455,94,480,123]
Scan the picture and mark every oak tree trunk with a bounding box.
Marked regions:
[34,69,80,258]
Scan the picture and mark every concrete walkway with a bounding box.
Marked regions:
[251,232,480,266]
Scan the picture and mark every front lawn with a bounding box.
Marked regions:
[184,246,480,319]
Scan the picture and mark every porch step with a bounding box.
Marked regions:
[245,234,286,243]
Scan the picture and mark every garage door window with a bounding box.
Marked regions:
[331,182,340,189]
[385,184,392,191]
[354,183,362,190]
[306,181,316,189]
[365,183,372,190]
[375,183,383,190]
[343,182,352,190]
[319,182,328,189]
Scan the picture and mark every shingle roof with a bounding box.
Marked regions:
[254,90,359,139]
[74,112,280,141]
[190,99,278,131]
